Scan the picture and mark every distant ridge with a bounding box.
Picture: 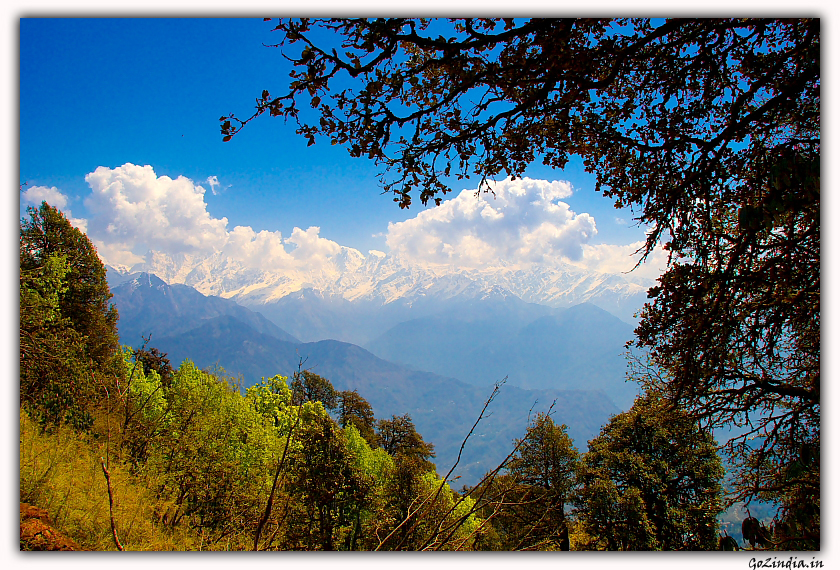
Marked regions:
[154,321,620,486]
[366,301,639,409]
[108,275,623,485]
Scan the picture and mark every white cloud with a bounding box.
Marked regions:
[221,225,294,272]
[22,185,69,210]
[84,164,229,258]
[68,216,88,234]
[83,163,340,273]
[78,166,665,281]
[385,177,597,268]
[21,185,88,232]
[574,241,669,280]
[286,226,341,265]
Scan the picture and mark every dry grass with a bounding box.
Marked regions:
[19,409,200,550]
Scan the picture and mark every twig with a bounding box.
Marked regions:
[94,366,125,551]
[100,457,124,551]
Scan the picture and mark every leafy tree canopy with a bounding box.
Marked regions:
[291,370,339,411]
[133,347,174,388]
[339,389,378,447]
[576,391,724,551]
[21,201,120,367]
[20,202,122,429]
[377,413,435,466]
[476,414,579,550]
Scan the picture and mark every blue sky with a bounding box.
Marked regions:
[20,17,660,274]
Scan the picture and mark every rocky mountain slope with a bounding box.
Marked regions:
[108,271,299,347]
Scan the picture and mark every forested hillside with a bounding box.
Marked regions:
[21,16,819,553]
[226,17,818,552]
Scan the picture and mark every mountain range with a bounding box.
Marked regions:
[116,247,653,345]
[108,271,299,347]
[107,269,636,485]
[365,300,638,408]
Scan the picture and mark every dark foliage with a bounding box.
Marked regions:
[291,370,339,411]
[377,414,436,469]
[576,392,724,550]
[285,413,372,550]
[339,389,379,447]
[472,414,579,550]
[133,347,174,388]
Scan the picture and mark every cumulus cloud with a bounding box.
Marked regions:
[83,163,340,272]
[385,177,597,268]
[217,225,292,272]
[286,226,342,265]
[77,166,664,280]
[22,185,69,210]
[22,185,88,232]
[84,164,229,258]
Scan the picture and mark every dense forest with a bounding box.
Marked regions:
[19,202,812,551]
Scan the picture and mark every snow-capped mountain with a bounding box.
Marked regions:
[127,247,651,310]
[114,246,653,344]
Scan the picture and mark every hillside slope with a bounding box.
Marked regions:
[154,321,620,485]
[109,272,627,485]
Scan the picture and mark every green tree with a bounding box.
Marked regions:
[374,458,480,551]
[21,202,120,369]
[283,410,372,550]
[291,370,338,411]
[20,202,121,429]
[576,391,724,551]
[224,18,819,532]
[133,346,174,388]
[339,389,378,447]
[246,374,294,429]
[19,250,90,428]
[499,413,579,550]
[377,414,435,468]
[138,360,282,546]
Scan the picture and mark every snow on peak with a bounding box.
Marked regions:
[128,248,653,316]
